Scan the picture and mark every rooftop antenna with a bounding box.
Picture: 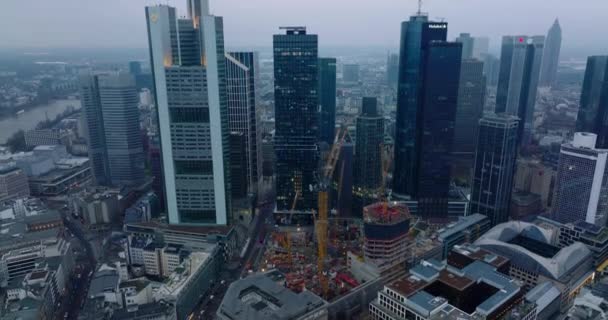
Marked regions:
[417,0,423,15]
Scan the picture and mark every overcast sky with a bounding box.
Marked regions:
[2,0,607,53]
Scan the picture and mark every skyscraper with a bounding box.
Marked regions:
[129,61,142,75]
[146,1,231,225]
[273,27,319,214]
[318,57,337,145]
[393,14,448,199]
[470,114,519,227]
[482,54,500,87]
[576,56,608,149]
[80,74,146,187]
[353,97,384,212]
[342,64,360,82]
[416,41,462,217]
[472,37,490,59]
[225,52,262,196]
[553,133,608,226]
[386,53,399,87]
[452,59,486,184]
[539,19,562,87]
[496,35,544,146]
[455,33,474,60]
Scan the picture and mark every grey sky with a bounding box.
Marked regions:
[2,0,607,53]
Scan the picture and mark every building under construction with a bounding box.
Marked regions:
[262,216,364,302]
[362,202,411,281]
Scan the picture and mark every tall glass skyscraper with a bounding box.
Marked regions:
[576,56,608,149]
[146,0,231,225]
[539,19,562,87]
[470,114,519,227]
[273,27,319,215]
[393,14,448,199]
[80,74,145,187]
[495,35,544,146]
[455,33,474,60]
[318,57,337,145]
[225,52,262,196]
[416,41,462,217]
[353,97,384,213]
[452,59,486,184]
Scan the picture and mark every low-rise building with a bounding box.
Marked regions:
[0,164,29,202]
[437,213,490,259]
[369,256,524,320]
[24,129,71,148]
[217,271,328,320]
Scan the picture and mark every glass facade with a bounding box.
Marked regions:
[226,52,262,196]
[273,27,319,213]
[393,15,447,199]
[318,57,337,145]
[495,35,544,146]
[353,97,384,213]
[576,56,608,148]
[416,41,462,217]
[452,59,486,184]
[79,74,145,187]
[146,5,230,225]
[470,114,519,227]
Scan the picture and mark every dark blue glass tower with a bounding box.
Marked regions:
[416,42,462,217]
[393,15,448,199]
[318,57,337,145]
[576,56,608,148]
[273,27,319,214]
[470,114,519,226]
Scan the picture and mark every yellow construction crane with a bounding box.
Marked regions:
[286,191,300,267]
[316,125,350,297]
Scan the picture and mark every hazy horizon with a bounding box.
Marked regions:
[2,0,607,56]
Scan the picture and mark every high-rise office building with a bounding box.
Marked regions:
[229,132,248,199]
[496,35,544,145]
[455,33,474,60]
[80,74,146,187]
[129,61,142,75]
[470,114,519,227]
[472,37,490,59]
[416,41,462,217]
[386,53,399,87]
[225,52,262,196]
[273,27,319,214]
[353,97,384,211]
[393,14,448,199]
[318,57,337,145]
[576,56,608,149]
[553,133,608,226]
[539,19,562,87]
[452,59,486,184]
[342,64,360,82]
[482,54,500,87]
[146,1,231,225]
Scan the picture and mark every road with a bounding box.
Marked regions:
[54,211,97,320]
[190,202,274,319]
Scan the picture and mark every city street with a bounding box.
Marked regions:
[190,201,274,319]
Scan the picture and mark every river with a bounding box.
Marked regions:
[0,98,81,143]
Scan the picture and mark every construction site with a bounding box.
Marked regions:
[262,125,369,301]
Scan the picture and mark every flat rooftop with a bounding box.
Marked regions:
[218,271,326,320]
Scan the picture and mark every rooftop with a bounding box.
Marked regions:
[363,202,410,225]
[438,214,488,241]
[475,221,592,280]
[218,271,326,320]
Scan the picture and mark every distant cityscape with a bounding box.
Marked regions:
[0,1,607,320]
